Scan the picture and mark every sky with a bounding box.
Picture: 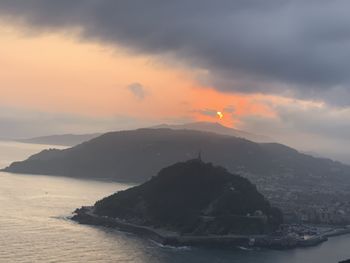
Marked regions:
[0,0,350,164]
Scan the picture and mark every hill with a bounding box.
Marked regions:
[4,128,350,223]
[3,129,349,187]
[79,159,283,236]
[3,128,350,185]
[15,121,270,147]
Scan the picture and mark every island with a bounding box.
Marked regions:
[74,158,304,248]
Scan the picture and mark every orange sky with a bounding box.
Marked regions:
[0,23,292,129]
[0,17,348,164]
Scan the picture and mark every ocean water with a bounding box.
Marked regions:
[1,140,350,263]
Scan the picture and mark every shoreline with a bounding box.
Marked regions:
[72,206,262,247]
[72,206,350,249]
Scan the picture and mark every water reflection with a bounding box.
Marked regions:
[1,141,350,263]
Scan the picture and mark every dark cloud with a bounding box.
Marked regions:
[2,1,350,105]
[127,83,148,100]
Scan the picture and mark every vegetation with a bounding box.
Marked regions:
[4,128,350,186]
[94,159,283,235]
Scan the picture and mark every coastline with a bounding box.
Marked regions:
[72,206,350,249]
[72,206,262,247]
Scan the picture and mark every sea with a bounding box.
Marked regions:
[0,140,350,263]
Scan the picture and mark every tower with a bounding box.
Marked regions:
[198,150,202,162]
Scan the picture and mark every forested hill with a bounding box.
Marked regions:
[3,129,350,193]
[93,159,283,234]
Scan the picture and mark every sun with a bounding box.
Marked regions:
[217,111,224,119]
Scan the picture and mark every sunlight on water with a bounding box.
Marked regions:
[1,141,350,263]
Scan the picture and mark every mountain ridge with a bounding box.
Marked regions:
[3,128,349,189]
[14,121,271,147]
[151,121,272,143]
[5,127,350,223]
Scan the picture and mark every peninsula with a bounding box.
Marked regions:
[73,159,288,247]
[74,159,350,249]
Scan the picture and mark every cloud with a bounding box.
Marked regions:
[195,108,218,118]
[2,1,350,105]
[237,102,350,163]
[242,103,350,141]
[127,82,148,100]
[224,106,236,114]
[195,106,236,119]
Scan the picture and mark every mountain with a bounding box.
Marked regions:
[14,121,269,146]
[5,128,350,223]
[88,159,283,235]
[16,133,101,146]
[151,122,272,143]
[3,128,350,191]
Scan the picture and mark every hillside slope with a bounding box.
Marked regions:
[92,159,283,235]
[152,121,272,142]
[3,129,350,193]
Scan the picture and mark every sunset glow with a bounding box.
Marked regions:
[0,17,349,166]
[2,2,350,262]
[0,23,281,128]
[217,111,224,120]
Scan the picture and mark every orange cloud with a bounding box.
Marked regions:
[186,86,277,127]
[0,23,302,131]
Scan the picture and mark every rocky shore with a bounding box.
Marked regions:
[72,206,342,249]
